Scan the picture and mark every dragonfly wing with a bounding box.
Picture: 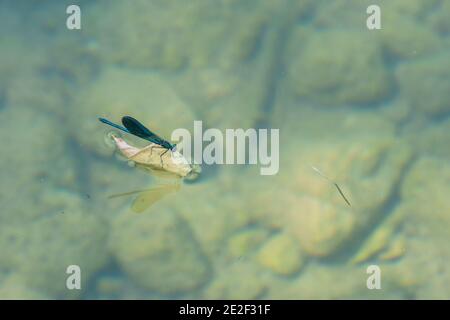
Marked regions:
[122,116,166,145]
[132,184,180,213]
[99,118,130,134]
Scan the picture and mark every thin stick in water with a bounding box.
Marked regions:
[311,166,351,207]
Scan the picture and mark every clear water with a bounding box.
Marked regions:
[1,0,449,299]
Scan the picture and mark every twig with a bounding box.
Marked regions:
[311,166,352,207]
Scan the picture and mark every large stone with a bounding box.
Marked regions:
[110,210,211,294]
[396,52,450,117]
[286,29,392,106]
[0,207,109,298]
[256,232,305,275]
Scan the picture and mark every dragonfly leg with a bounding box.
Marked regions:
[139,145,171,167]
[160,148,170,167]
[148,145,157,156]
[144,145,170,167]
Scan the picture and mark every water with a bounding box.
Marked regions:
[0,0,449,299]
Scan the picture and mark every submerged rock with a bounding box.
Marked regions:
[389,156,450,298]
[0,275,50,300]
[286,29,392,106]
[313,0,442,60]
[427,1,450,36]
[246,107,414,258]
[227,227,270,259]
[85,0,317,131]
[275,107,412,214]
[0,105,110,298]
[256,232,305,276]
[86,0,275,70]
[0,107,78,224]
[405,117,450,160]
[284,195,356,257]
[380,16,441,60]
[0,207,109,298]
[351,208,406,264]
[396,52,450,117]
[203,260,268,299]
[110,210,211,295]
[401,156,450,219]
[159,172,256,257]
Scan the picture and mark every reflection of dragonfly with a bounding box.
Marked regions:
[108,183,181,213]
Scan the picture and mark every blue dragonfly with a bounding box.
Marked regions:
[98,116,187,212]
[99,116,176,161]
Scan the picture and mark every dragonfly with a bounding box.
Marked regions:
[98,116,197,213]
[99,116,176,159]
